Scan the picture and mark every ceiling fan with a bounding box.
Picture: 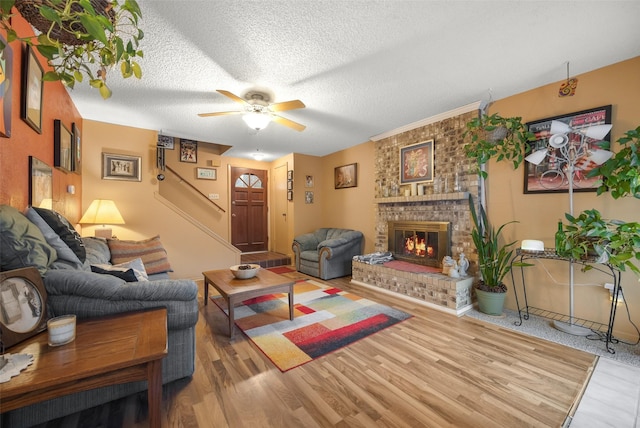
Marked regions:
[198,90,306,132]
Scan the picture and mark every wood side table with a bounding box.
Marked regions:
[0,307,168,428]
[203,268,295,337]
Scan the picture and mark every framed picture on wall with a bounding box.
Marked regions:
[72,122,81,174]
[179,139,197,163]
[0,34,13,138]
[196,167,216,180]
[287,190,293,201]
[29,156,53,208]
[287,170,293,180]
[53,119,73,172]
[334,163,357,189]
[102,152,142,181]
[523,105,612,194]
[399,139,434,185]
[305,175,313,188]
[158,134,175,149]
[21,44,43,134]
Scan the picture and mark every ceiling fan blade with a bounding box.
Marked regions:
[197,111,242,117]
[272,115,306,132]
[269,99,305,112]
[216,89,249,106]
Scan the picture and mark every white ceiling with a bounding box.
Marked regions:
[67,1,640,161]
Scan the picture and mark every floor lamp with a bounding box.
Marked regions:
[525,121,613,335]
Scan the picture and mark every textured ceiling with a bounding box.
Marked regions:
[67,1,640,161]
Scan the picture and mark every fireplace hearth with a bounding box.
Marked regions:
[388,221,451,267]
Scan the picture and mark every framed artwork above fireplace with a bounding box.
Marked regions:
[400,139,434,185]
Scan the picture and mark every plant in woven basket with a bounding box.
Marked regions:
[464,113,536,179]
[0,0,143,98]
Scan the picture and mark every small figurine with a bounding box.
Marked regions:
[458,252,469,277]
[448,264,460,278]
[442,256,455,275]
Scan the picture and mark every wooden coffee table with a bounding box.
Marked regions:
[203,268,295,337]
[0,308,167,428]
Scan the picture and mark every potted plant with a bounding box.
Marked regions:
[557,209,640,277]
[0,0,144,98]
[589,125,640,199]
[464,113,536,178]
[553,124,640,276]
[468,194,519,315]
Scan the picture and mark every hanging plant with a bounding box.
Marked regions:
[464,113,535,178]
[588,125,640,199]
[0,0,144,99]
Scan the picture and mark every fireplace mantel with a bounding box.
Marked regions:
[375,191,469,204]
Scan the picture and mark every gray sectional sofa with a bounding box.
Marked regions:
[0,205,199,427]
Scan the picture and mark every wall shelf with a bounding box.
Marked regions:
[375,191,469,204]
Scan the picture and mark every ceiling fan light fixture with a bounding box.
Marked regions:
[242,112,271,131]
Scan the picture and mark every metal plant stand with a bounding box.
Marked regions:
[510,248,623,354]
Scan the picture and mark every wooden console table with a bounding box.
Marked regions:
[0,307,168,427]
[510,248,622,354]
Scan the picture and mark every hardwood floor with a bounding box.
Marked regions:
[36,271,596,427]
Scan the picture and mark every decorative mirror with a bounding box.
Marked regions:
[0,267,48,350]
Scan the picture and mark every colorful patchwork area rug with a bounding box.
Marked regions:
[211,279,412,371]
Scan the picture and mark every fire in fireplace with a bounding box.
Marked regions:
[387,221,451,267]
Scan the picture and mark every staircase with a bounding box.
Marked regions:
[240,252,291,268]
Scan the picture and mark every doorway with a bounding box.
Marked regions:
[230,167,268,253]
[273,164,289,255]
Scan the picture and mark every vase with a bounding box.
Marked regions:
[476,288,506,316]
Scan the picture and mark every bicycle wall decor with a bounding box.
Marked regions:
[523,105,612,194]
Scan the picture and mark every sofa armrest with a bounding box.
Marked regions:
[43,270,198,330]
[318,232,363,258]
[293,232,321,252]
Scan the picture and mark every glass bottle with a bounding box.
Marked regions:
[555,221,565,256]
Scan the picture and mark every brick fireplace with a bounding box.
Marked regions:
[350,103,483,315]
[387,220,450,267]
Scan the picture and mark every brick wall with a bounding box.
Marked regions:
[374,110,480,268]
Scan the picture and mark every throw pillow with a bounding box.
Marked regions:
[32,207,86,263]
[90,265,138,282]
[107,235,173,275]
[117,257,149,281]
[82,237,111,265]
[92,258,148,282]
[26,207,84,269]
[0,205,57,275]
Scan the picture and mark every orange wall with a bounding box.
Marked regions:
[0,16,82,220]
[320,141,376,254]
[488,56,640,340]
[81,120,242,279]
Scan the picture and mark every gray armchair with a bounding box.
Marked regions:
[292,228,364,280]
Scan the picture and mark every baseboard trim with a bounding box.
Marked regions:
[350,279,473,317]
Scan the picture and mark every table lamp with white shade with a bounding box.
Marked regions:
[79,199,125,239]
